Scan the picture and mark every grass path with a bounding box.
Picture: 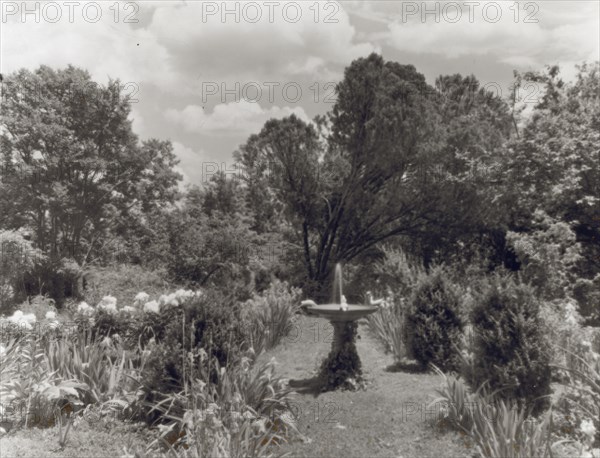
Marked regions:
[260,315,474,458]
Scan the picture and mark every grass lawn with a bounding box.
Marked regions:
[0,416,155,458]
[260,315,473,458]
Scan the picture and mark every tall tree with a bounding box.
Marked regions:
[497,63,600,276]
[0,66,181,265]
[238,55,446,290]
[412,74,513,265]
[237,55,516,290]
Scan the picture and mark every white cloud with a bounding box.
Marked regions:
[2,2,377,97]
[129,107,146,138]
[146,1,377,82]
[166,100,310,136]
[171,141,210,186]
[385,2,599,73]
[1,3,180,87]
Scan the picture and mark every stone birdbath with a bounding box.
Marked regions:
[301,264,378,391]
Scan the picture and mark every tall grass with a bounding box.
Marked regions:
[366,302,406,361]
[431,366,567,458]
[0,333,90,431]
[553,345,600,439]
[241,280,301,354]
[365,246,424,362]
[140,347,296,458]
[44,329,144,412]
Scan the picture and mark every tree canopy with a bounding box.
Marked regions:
[0,66,181,265]
[236,53,515,292]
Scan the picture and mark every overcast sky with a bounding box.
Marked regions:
[2,1,599,185]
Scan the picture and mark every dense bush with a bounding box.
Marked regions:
[79,281,302,424]
[404,267,464,371]
[0,230,45,313]
[372,246,426,298]
[506,211,583,300]
[135,290,246,417]
[82,264,171,309]
[21,257,83,309]
[573,274,600,325]
[470,275,552,416]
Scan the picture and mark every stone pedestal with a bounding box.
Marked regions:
[318,320,363,391]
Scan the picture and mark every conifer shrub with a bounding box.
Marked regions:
[470,275,552,416]
[404,267,464,371]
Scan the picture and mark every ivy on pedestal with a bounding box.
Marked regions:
[318,320,364,391]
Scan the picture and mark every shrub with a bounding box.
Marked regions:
[372,245,426,298]
[404,267,464,371]
[0,230,45,313]
[82,264,171,310]
[573,275,600,325]
[506,210,582,300]
[137,290,246,419]
[21,257,83,309]
[90,309,133,343]
[351,245,425,302]
[470,275,552,416]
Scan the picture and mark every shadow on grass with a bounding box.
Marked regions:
[288,376,323,397]
[384,358,425,374]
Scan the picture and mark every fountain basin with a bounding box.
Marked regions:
[304,303,378,322]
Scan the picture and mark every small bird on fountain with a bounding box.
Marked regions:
[340,295,348,311]
[300,299,318,316]
[366,291,388,309]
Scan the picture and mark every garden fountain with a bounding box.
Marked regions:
[301,264,378,391]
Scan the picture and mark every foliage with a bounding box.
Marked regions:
[0,230,45,312]
[0,333,90,435]
[82,264,171,310]
[0,284,298,456]
[432,367,561,458]
[470,275,552,416]
[551,321,600,448]
[45,328,144,414]
[236,53,512,288]
[0,66,181,265]
[134,354,295,458]
[240,280,301,354]
[404,267,464,371]
[366,245,425,299]
[364,246,425,361]
[165,211,255,294]
[21,257,84,308]
[140,176,268,300]
[318,321,362,391]
[134,290,250,417]
[367,300,406,362]
[573,274,600,325]
[506,210,583,300]
[499,63,600,278]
